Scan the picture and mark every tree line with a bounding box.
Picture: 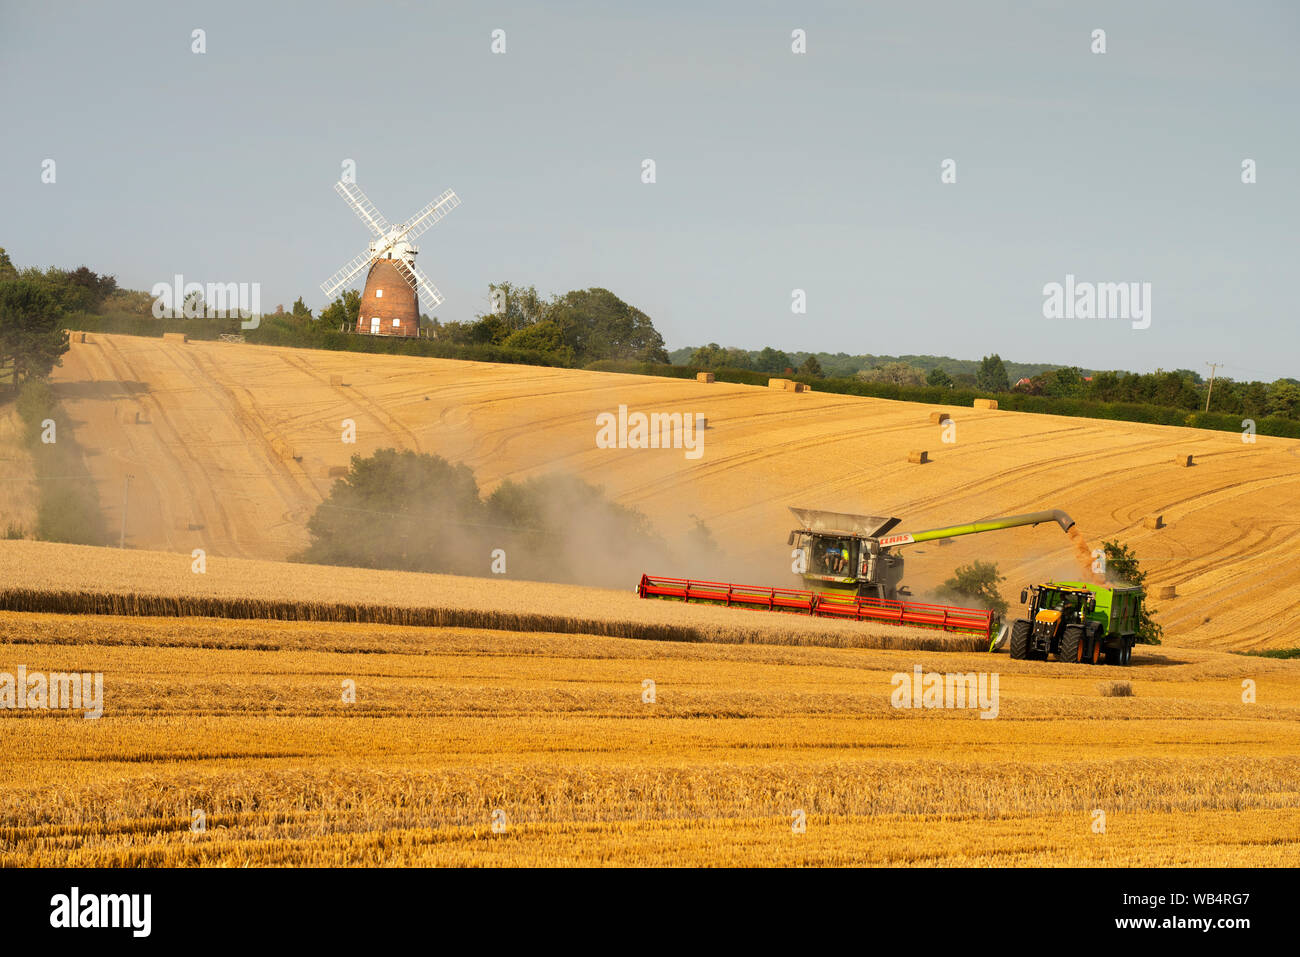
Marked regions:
[966,354,1297,420]
[675,345,1078,384]
[208,281,670,367]
[682,343,1300,423]
[6,246,1298,424]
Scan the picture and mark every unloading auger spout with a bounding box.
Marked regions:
[883,510,1076,548]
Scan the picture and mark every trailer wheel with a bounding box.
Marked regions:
[1104,644,1123,665]
[1058,624,1085,663]
[1122,642,1134,666]
[1008,620,1032,660]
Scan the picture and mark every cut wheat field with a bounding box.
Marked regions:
[1,610,1297,866]
[51,334,1300,648]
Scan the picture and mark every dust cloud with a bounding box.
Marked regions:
[1067,525,1106,584]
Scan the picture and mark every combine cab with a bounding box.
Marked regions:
[1008,582,1142,665]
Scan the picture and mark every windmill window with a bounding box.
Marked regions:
[392,318,400,327]
[375,289,383,298]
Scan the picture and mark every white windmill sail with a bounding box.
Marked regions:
[320,248,376,298]
[334,181,390,237]
[402,190,461,241]
[319,181,459,314]
[398,261,445,309]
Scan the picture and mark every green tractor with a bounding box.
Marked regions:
[1007,582,1141,665]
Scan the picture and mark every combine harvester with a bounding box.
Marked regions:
[638,507,1079,644]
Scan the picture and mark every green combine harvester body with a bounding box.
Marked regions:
[1008,581,1143,666]
[787,506,1077,602]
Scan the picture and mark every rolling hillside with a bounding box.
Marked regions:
[49,333,1300,648]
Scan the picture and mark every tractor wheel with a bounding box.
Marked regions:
[1090,635,1103,664]
[1008,620,1032,660]
[1058,624,1085,663]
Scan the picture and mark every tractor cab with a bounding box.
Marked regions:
[1022,584,1094,641]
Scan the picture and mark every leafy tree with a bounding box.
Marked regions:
[0,248,16,282]
[1151,369,1198,408]
[858,362,925,386]
[753,346,794,374]
[1101,540,1163,645]
[291,297,312,319]
[318,289,360,329]
[1238,380,1270,418]
[502,320,575,364]
[935,560,1008,618]
[432,319,477,344]
[1267,381,1300,418]
[719,346,755,369]
[547,287,668,364]
[1085,370,1122,401]
[1036,365,1086,398]
[102,288,153,316]
[688,342,728,368]
[477,281,548,335]
[59,266,118,313]
[798,355,823,377]
[298,449,487,574]
[467,312,512,345]
[926,366,953,388]
[0,278,70,391]
[976,354,1010,392]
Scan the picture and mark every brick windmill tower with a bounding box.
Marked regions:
[320,181,460,337]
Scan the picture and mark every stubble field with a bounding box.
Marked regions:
[1,603,1297,866]
[5,335,1298,866]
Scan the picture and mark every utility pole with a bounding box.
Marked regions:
[119,474,133,548]
[1204,362,1221,413]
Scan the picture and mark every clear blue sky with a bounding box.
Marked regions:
[3,0,1297,379]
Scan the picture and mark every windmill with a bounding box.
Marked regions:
[320,181,461,337]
